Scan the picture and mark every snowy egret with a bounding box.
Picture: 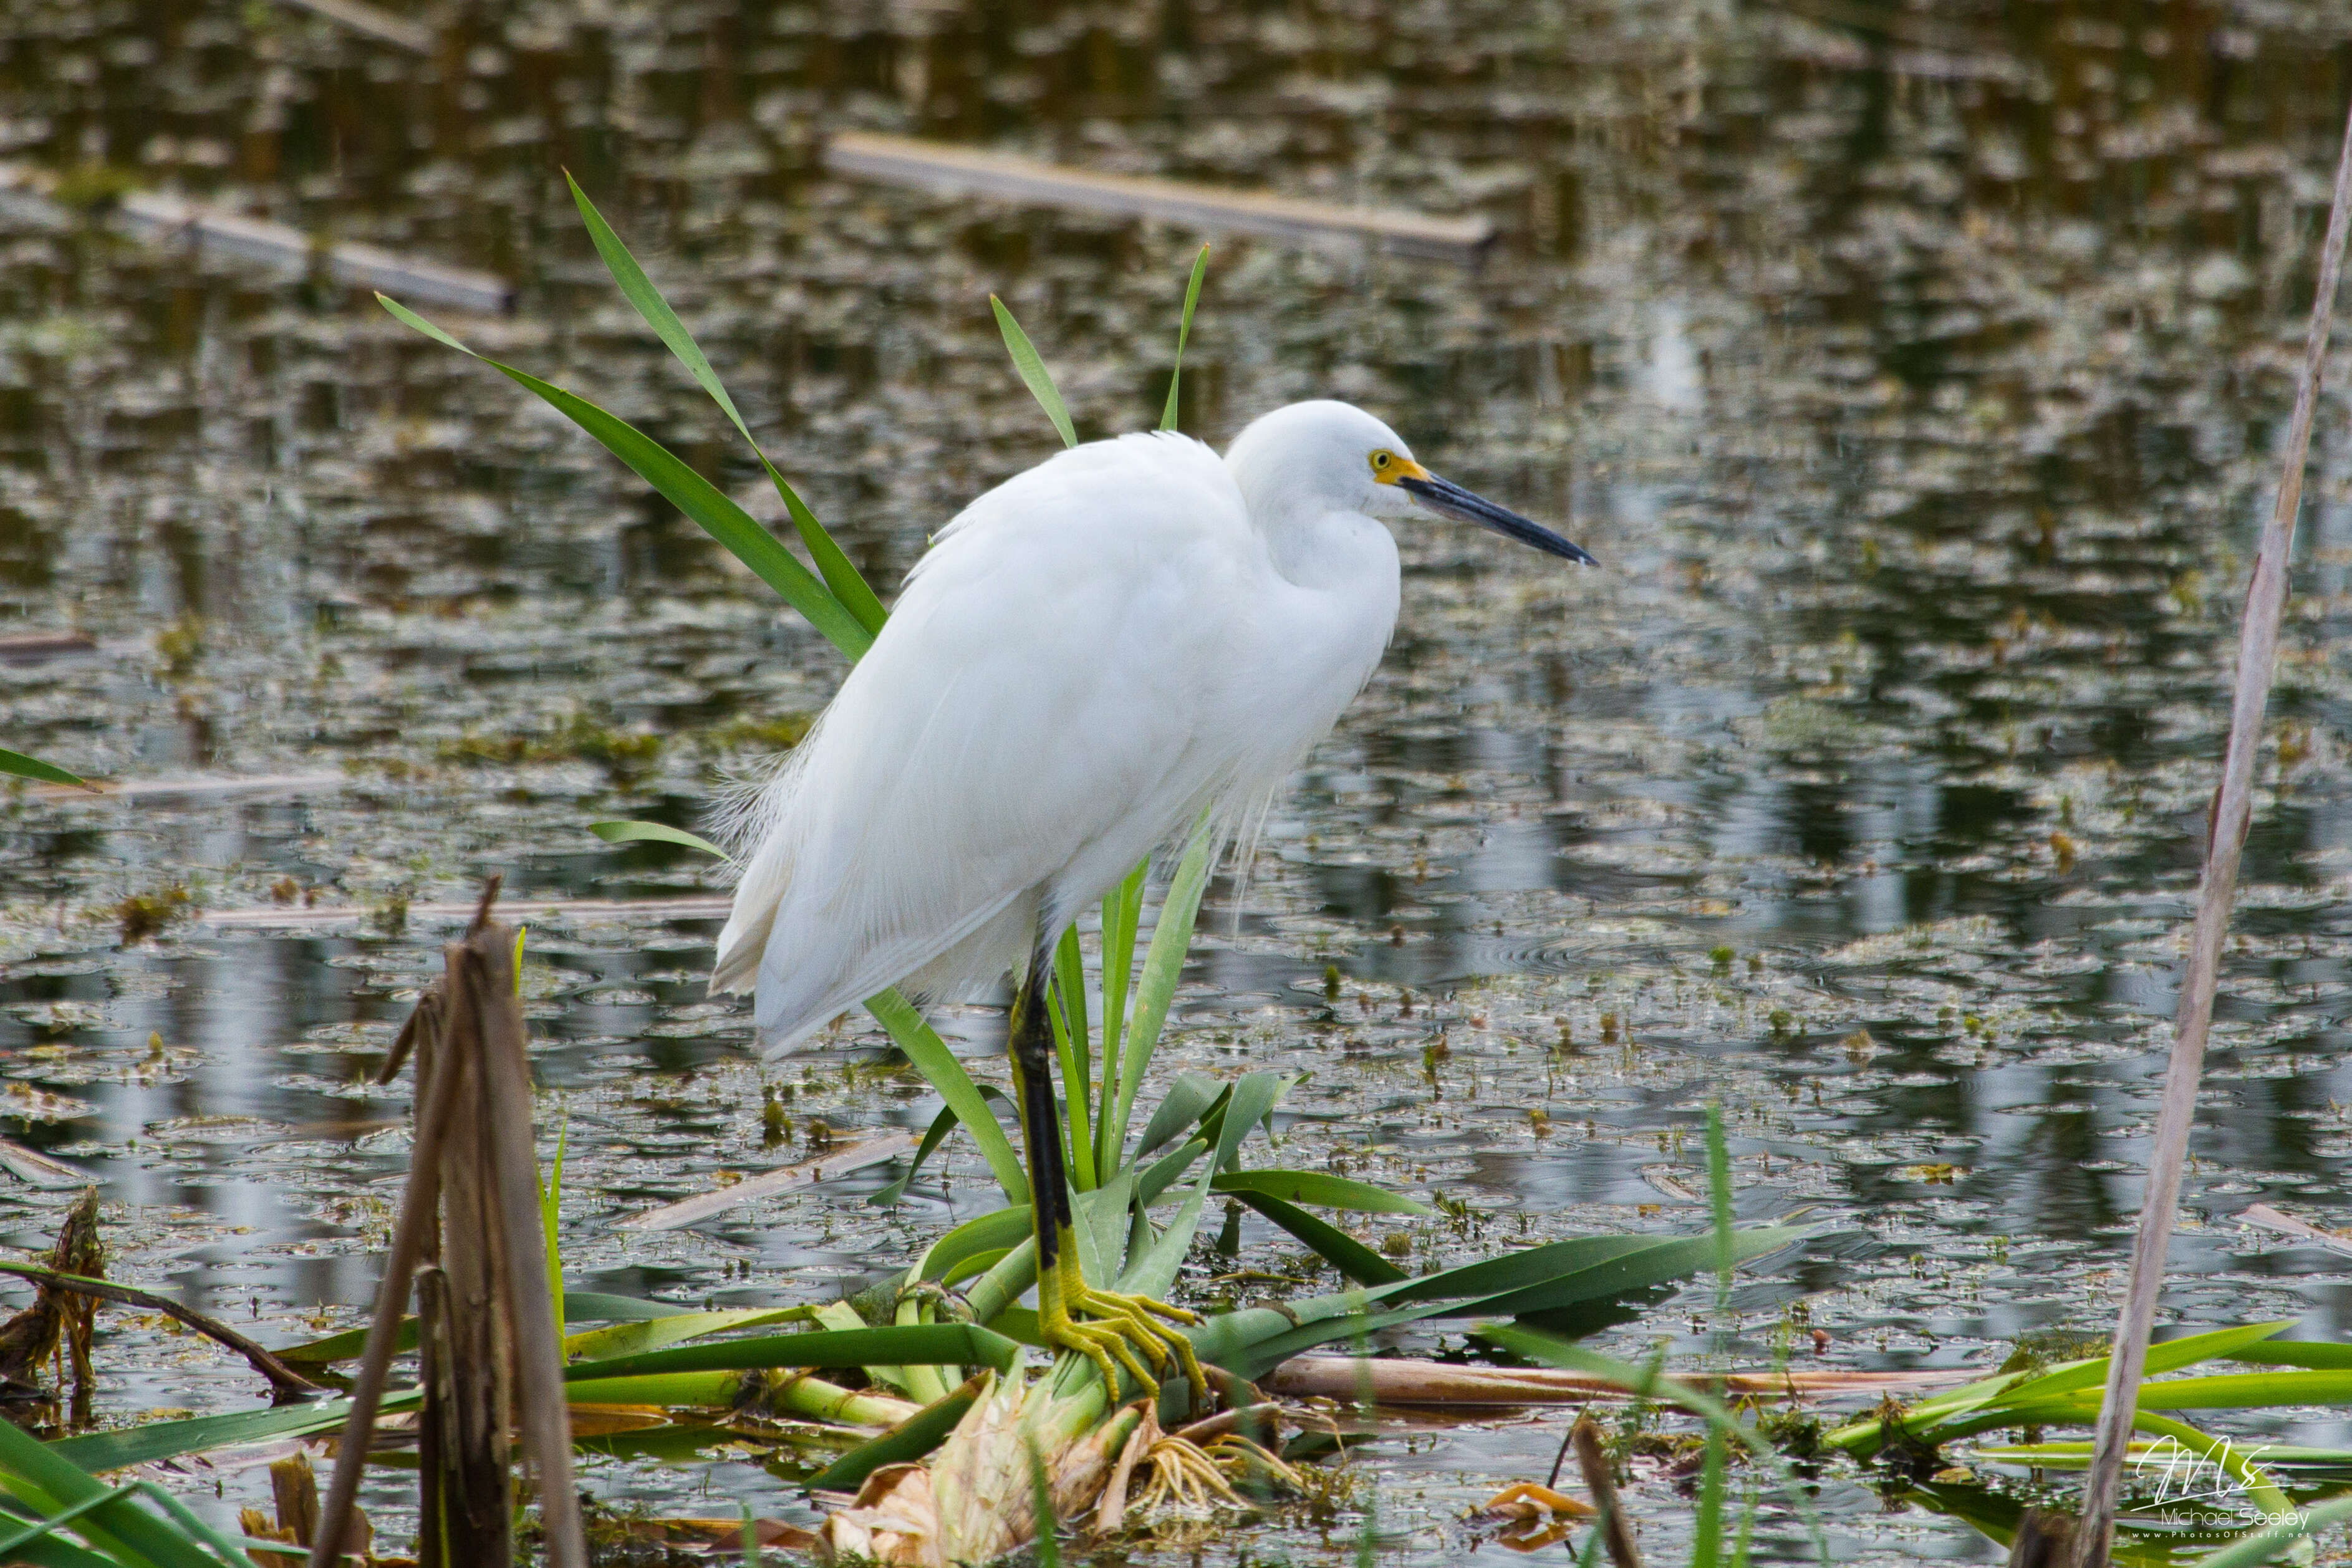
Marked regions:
[711,398,1592,1394]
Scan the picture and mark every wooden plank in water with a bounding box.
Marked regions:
[617,1133,922,1233]
[201,895,734,930]
[31,771,350,802]
[824,131,1494,265]
[272,0,434,54]
[0,165,513,314]
[0,632,97,665]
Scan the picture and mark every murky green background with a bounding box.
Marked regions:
[4,0,2352,1560]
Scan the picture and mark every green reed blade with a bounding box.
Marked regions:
[565,174,886,635]
[864,988,1029,1205]
[1092,857,1147,1175]
[589,819,731,859]
[1109,815,1214,1157]
[1159,244,1210,431]
[376,294,874,660]
[1210,1168,1431,1214]
[990,296,1077,448]
[0,748,89,789]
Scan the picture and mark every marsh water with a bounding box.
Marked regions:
[5,0,2352,1560]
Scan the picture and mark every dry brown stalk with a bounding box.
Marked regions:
[2073,92,2352,1568]
[309,985,457,1568]
[0,1262,321,1398]
[419,919,516,1564]
[311,879,584,1568]
[1265,1355,1961,1405]
[469,918,587,1567]
[0,1188,101,1419]
[1572,1415,1642,1568]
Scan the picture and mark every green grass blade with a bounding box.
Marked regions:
[1212,1169,1433,1216]
[1135,1073,1223,1161]
[1093,857,1147,1174]
[563,1307,801,1363]
[543,1116,567,1351]
[568,172,753,442]
[1228,1190,1405,1286]
[1706,1102,1734,1311]
[47,1393,418,1473]
[589,820,730,859]
[872,1097,990,1208]
[562,1324,1018,1382]
[0,748,90,789]
[377,294,874,661]
[768,464,888,633]
[565,176,889,637]
[1993,1321,2297,1407]
[865,988,1029,1206]
[1049,925,1096,1191]
[1692,1421,1726,1568]
[990,296,1077,448]
[1110,816,1215,1157]
[1120,1073,1286,1299]
[0,1419,214,1568]
[2230,1340,2352,1369]
[1159,244,1210,431]
[911,1205,1031,1283]
[804,1373,987,1494]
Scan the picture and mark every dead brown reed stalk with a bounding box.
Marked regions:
[308,878,586,1568]
[2074,93,2352,1568]
[1571,1415,1642,1568]
[0,1188,101,1423]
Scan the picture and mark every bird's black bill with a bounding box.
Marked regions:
[1399,473,1596,565]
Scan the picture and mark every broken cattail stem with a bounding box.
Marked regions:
[309,989,458,1568]
[1572,1416,1642,1568]
[2074,93,2352,1568]
[0,1263,321,1398]
[423,926,516,1564]
[469,922,587,1568]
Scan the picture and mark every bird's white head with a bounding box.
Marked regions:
[1223,400,1594,565]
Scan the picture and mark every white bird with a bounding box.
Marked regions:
[710,398,1591,1394]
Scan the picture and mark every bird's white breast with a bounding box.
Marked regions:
[714,430,1402,1052]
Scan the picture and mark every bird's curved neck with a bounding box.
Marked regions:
[1235,473,1395,590]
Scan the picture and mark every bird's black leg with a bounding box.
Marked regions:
[1009,943,1205,1402]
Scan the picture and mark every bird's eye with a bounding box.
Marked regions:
[1370,451,1392,471]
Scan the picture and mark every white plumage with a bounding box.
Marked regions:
[710,399,1589,1051]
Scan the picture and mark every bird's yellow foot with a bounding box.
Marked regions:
[1038,1243,1207,1405]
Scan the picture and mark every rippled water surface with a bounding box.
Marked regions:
[6,0,2352,1561]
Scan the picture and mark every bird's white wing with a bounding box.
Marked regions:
[713,433,1262,1050]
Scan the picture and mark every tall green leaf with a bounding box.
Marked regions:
[589,820,730,859]
[1092,857,1147,1175]
[0,1416,234,1568]
[989,296,1077,448]
[1109,817,1215,1157]
[0,749,90,790]
[871,1087,1016,1208]
[376,295,874,660]
[566,174,887,635]
[1227,1188,1405,1287]
[1210,1169,1432,1215]
[864,988,1029,1206]
[1159,245,1210,431]
[561,1324,1019,1382]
